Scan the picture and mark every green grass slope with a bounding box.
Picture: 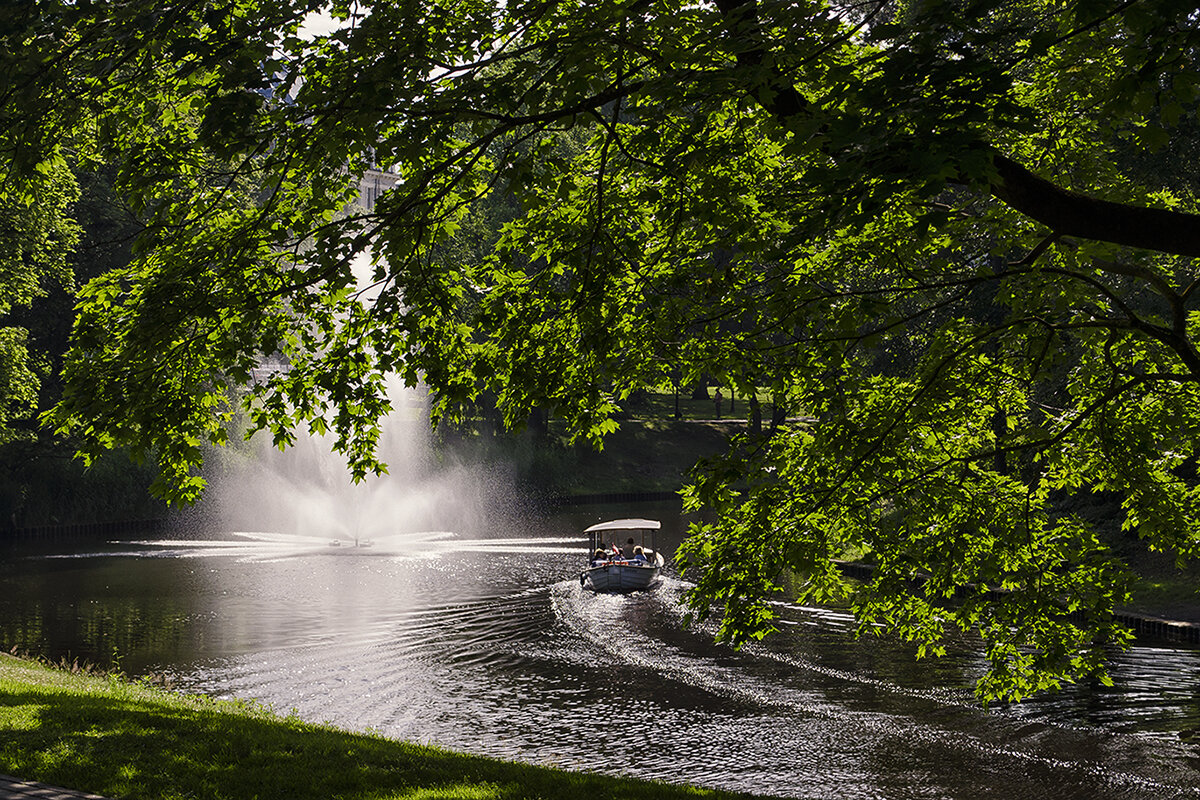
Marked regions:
[0,654,762,800]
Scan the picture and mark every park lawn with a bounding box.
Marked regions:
[0,653,761,800]
[525,391,814,496]
[553,418,742,495]
[621,389,764,422]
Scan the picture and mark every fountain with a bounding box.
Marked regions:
[204,378,507,553]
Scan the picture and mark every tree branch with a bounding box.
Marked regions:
[991,155,1200,257]
[714,0,1200,258]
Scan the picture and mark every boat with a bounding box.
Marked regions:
[579,518,666,592]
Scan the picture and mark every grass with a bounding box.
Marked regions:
[439,388,814,497]
[619,389,766,422]
[490,391,809,496]
[1125,576,1200,620]
[1117,550,1200,623]
[544,418,742,494]
[0,653,765,800]
[1054,491,1200,623]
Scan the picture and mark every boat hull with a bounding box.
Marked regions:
[581,562,661,593]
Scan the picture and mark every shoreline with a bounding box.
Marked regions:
[1112,609,1200,644]
[0,653,763,800]
[832,560,1200,646]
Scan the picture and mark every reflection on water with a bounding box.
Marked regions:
[2,508,1200,799]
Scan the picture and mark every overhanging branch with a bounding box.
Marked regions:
[992,155,1200,258]
[715,0,1200,259]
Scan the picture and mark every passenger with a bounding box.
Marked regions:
[591,548,608,566]
[622,537,636,558]
[632,546,649,564]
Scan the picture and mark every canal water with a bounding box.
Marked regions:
[2,500,1199,799]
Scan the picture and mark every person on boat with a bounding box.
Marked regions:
[621,537,636,558]
[591,548,608,566]
[632,546,649,564]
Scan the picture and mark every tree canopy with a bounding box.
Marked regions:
[6,0,1200,700]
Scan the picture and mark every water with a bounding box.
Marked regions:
[3,505,1200,800]
[4,385,1200,798]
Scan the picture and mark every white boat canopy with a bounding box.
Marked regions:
[585,518,661,532]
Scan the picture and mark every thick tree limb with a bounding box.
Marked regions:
[715,0,1200,258]
[992,155,1200,257]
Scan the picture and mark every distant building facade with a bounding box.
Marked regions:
[357,167,400,211]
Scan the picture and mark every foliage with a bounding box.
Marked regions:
[5,0,1200,699]
[0,152,78,446]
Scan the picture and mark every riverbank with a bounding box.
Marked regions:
[0,653,763,800]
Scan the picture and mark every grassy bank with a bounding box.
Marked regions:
[0,653,762,800]
[539,418,742,495]
[448,418,744,497]
[457,390,798,497]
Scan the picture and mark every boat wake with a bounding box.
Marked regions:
[547,577,1200,799]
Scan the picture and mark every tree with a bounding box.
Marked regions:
[7,0,1200,700]
[0,140,78,447]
